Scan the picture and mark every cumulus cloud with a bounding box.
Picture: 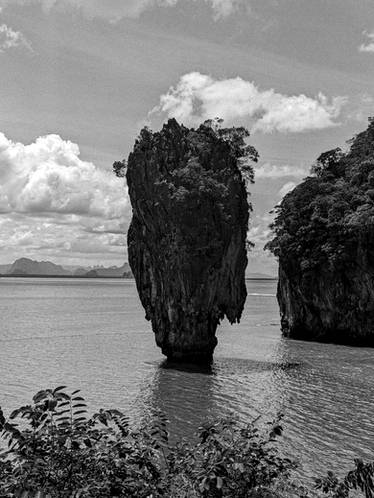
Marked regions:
[278,181,296,198]
[248,224,272,246]
[151,72,346,133]
[359,31,374,53]
[206,0,240,19]
[0,0,242,22]
[0,23,32,52]
[0,132,127,217]
[255,162,308,179]
[0,132,129,264]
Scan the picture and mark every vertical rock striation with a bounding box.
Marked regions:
[124,119,255,362]
[266,118,374,346]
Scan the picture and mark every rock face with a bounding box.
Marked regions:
[266,118,374,346]
[125,119,253,362]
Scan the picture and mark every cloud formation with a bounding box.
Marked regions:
[0,0,242,22]
[0,132,129,264]
[255,162,308,179]
[278,181,296,198]
[152,72,346,133]
[359,31,374,53]
[0,23,31,52]
[0,132,126,217]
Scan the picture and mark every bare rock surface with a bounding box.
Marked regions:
[125,119,254,362]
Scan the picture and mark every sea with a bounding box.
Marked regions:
[0,277,373,484]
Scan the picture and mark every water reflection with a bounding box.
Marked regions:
[271,338,374,479]
[142,354,305,446]
[140,337,374,483]
[146,360,218,443]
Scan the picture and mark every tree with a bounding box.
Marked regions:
[203,118,259,184]
[113,159,127,178]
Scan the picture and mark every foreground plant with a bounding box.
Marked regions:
[0,388,372,497]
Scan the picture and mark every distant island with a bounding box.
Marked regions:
[0,258,133,278]
[0,257,275,280]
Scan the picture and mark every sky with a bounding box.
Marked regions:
[0,0,373,274]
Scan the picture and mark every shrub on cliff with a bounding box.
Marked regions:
[0,388,373,497]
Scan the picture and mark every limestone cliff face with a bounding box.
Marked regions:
[126,119,252,361]
[267,118,374,346]
[276,248,374,346]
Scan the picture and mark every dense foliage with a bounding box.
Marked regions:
[0,388,373,497]
[113,118,258,185]
[266,118,374,273]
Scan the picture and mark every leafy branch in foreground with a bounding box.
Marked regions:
[0,388,372,497]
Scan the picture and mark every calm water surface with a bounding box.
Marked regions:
[0,278,373,482]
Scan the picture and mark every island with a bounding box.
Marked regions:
[122,118,258,362]
[266,118,374,346]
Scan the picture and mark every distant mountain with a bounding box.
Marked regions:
[0,258,277,279]
[73,267,90,276]
[0,258,133,278]
[2,258,271,279]
[89,263,131,277]
[8,258,69,276]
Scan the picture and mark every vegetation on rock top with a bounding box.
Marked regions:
[267,117,374,272]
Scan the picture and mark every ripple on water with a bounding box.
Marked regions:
[0,278,373,485]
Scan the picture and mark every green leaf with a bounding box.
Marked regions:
[57,409,70,415]
[58,401,70,407]
[0,407,5,429]
[56,393,70,401]
[33,390,49,403]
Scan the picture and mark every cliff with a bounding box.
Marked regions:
[124,119,257,362]
[266,118,374,346]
